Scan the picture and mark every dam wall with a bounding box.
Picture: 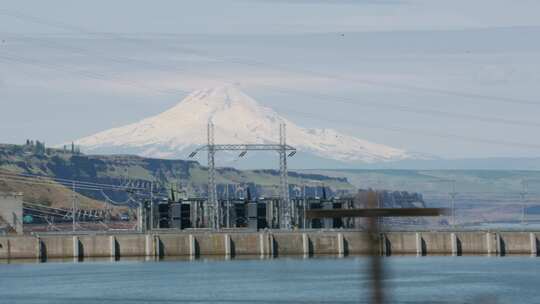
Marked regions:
[0,231,538,260]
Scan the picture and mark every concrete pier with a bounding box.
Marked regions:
[72,236,79,259]
[531,233,537,256]
[302,233,309,257]
[337,233,344,257]
[451,233,458,256]
[36,237,42,261]
[1,231,539,260]
[259,233,266,257]
[486,232,496,255]
[415,233,422,256]
[110,236,116,259]
[144,235,151,257]
[380,234,388,256]
[268,233,275,257]
[224,234,231,259]
[189,234,196,257]
[496,233,502,255]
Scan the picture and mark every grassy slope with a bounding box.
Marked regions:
[0,175,109,210]
[0,143,353,208]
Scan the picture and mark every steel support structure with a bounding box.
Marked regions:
[207,122,218,229]
[190,123,296,230]
[72,181,76,232]
[449,179,457,228]
[520,180,528,226]
[279,124,291,229]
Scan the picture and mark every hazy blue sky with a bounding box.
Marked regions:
[1,0,540,159]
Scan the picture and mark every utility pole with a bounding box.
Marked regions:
[226,184,230,228]
[520,180,528,226]
[377,190,381,228]
[302,184,306,229]
[449,180,457,228]
[149,182,154,231]
[72,181,76,233]
[138,200,144,233]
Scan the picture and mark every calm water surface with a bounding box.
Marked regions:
[0,256,538,303]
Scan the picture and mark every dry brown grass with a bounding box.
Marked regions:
[0,177,120,211]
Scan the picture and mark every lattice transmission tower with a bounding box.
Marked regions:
[189,123,296,230]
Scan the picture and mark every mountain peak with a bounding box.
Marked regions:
[73,87,412,164]
[177,85,258,111]
[159,85,282,128]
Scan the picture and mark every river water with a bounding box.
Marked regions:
[0,256,538,303]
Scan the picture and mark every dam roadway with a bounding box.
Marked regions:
[1,230,539,260]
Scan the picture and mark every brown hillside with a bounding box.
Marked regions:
[0,176,117,211]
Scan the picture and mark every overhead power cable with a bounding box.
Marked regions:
[3,52,539,130]
[0,171,135,190]
[273,105,540,150]
[2,10,537,128]
[3,9,540,150]
[5,48,540,149]
[2,171,147,190]
[0,175,143,207]
[1,8,538,107]
[99,189,134,205]
[0,171,148,191]
[0,54,190,97]
[256,85,540,128]
[0,176,113,191]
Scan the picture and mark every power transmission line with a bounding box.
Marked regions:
[0,54,190,97]
[3,9,540,150]
[4,52,540,151]
[2,11,537,128]
[1,8,538,107]
[0,171,146,189]
[4,34,539,128]
[273,106,540,150]
[254,84,540,128]
[3,52,539,130]
[0,176,114,192]
[0,171,148,191]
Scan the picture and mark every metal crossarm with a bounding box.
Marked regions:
[189,123,296,230]
[192,144,296,152]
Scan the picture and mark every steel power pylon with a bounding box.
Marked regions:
[207,122,218,229]
[279,123,291,229]
[189,123,296,230]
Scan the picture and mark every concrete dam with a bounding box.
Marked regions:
[1,231,538,260]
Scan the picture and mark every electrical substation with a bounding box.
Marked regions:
[145,123,357,231]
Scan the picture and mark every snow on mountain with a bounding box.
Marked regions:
[74,86,412,164]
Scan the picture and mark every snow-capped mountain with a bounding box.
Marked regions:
[74,86,414,165]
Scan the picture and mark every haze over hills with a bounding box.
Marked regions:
[73,86,417,166]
